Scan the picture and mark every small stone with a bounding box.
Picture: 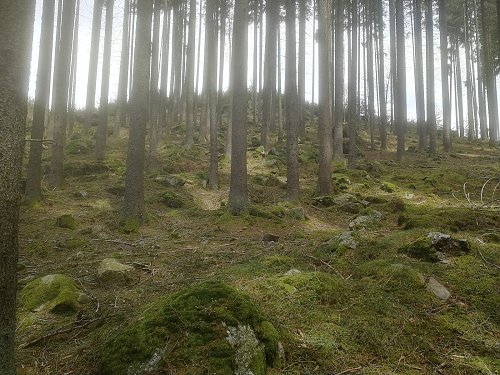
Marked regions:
[73,191,88,198]
[326,231,357,252]
[97,258,136,284]
[285,269,301,276]
[349,210,382,231]
[262,234,280,242]
[154,174,186,187]
[77,293,91,304]
[426,277,451,300]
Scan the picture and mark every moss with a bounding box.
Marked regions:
[122,216,141,234]
[56,214,77,230]
[100,281,280,375]
[399,237,440,262]
[251,174,282,187]
[332,173,351,192]
[19,274,80,314]
[63,161,110,177]
[381,181,398,193]
[160,191,184,208]
[257,321,281,367]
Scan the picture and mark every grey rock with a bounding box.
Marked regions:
[326,231,357,251]
[154,174,186,187]
[349,210,383,231]
[285,269,302,276]
[426,277,451,300]
[97,258,136,284]
[226,324,265,375]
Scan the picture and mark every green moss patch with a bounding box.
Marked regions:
[100,281,281,375]
[160,191,185,208]
[56,214,77,230]
[19,274,81,314]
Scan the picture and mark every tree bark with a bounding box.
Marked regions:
[318,0,332,195]
[25,0,55,203]
[426,0,437,153]
[207,0,219,188]
[348,0,358,168]
[333,0,345,159]
[96,0,114,161]
[148,0,161,171]
[183,0,197,147]
[122,0,153,223]
[414,0,426,150]
[377,0,387,150]
[228,0,249,215]
[0,3,34,374]
[395,0,407,160]
[116,0,131,136]
[286,0,300,201]
[439,0,452,151]
[298,0,307,139]
[86,0,103,122]
[49,0,77,188]
[262,0,278,152]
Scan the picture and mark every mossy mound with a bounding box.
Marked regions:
[400,232,471,262]
[63,161,110,177]
[100,281,281,375]
[19,274,81,314]
[56,214,77,230]
[160,191,185,208]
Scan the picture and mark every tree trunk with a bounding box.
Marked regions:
[148,0,161,171]
[414,0,426,150]
[228,0,249,215]
[298,0,307,139]
[207,0,219,188]
[286,0,300,201]
[464,2,475,140]
[68,0,80,135]
[454,42,464,138]
[395,0,407,160]
[439,0,452,151]
[318,0,332,195]
[0,3,34,374]
[377,0,387,150]
[116,0,131,136]
[25,0,55,203]
[367,3,375,150]
[348,0,358,168]
[262,0,278,152]
[480,0,499,143]
[333,0,344,159]
[86,0,103,123]
[96,0,114,161]
[183,0,197,147]
[49,0,76,189]
[426,0,437,153]
[160,5,171,133]
[122,0,153,223]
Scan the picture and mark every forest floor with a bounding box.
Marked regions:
[16,120,500,374]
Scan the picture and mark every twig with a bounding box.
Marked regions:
[335,366,362,375]
[304,254,345,279]
[19,316,107,349]
[91,238,137,247]
[478,250,500,270]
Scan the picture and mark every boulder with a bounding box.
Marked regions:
[100,281,281,375]
[288,207,306,220]
[426,277,451,300]
[400,232,470,263]
[97,258,136,284]
[19,274,82,314]
[349,210,383,231]
[153,174,186,187]
[325,231,358,252]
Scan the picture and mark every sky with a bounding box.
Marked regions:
[29,0,500,129]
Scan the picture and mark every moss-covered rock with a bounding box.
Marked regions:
[19,274,81,314]
[64,161,110,177]
[380,181,398,193]
[160,191,185,208]
[400,232,471,263]
[97,258,136,285]
[56,214,77,230]
[100,281,281,375]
